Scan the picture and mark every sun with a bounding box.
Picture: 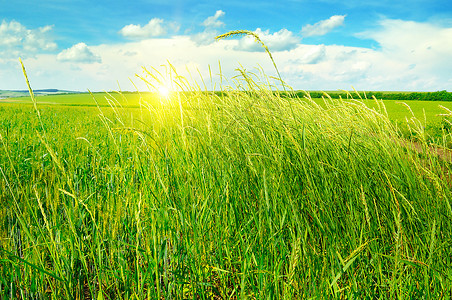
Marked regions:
[157,85,170,98]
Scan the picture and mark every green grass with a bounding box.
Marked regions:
[3,92,147,107]
[310,97,452,147]
[336,98,452,125]
[1,66,452,299]
[6,91,452,125]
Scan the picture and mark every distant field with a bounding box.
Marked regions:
[2,92,145,107]
[3,91,452,125]
[315,97,452,125]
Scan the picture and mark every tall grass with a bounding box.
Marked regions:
[1,62,452,299]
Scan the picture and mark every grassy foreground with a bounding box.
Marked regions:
[1,67,452,299]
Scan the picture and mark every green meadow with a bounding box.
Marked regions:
[4,92,144,107]
[1,63,452,299]
[7,91,452,123]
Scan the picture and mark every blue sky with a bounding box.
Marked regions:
[1,0,452,91]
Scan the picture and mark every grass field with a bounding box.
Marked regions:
[5,90,452,149]
[2,92,143,107]
[5,91,452,124]
[1,65,452,298]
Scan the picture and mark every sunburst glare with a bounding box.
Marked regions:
[157,85,170,98]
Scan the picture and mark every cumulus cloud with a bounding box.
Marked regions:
[57,43,101,63]
[123,51,138,57]
[191,10,226,46]
[0,20,57,59]
[6,16,452,92]
[281,45,392,89]
[191,30,218,46]
[290,45,326,64]
[301,15,346,37]
[119,18,179,39]
[11,32,451,92]
[202,10,225,28]
[235,28,300,52]
[280,29,452,91]
[359,19,452,59]
[357,19,452,80]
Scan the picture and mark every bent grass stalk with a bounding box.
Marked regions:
[216,30,286,92]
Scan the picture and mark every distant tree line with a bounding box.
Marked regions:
[294,90,452,101]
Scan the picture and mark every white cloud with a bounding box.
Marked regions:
[191,30,218,46]
[281,45,393,90]
[123,50,138,57]
[290,45,326,64]
[0,20,57,59]
[190,11,226,46]
[119,18,175,39]
[57,43,101,63]
[357,19,452,83]
[359,19,452,61]
[301,15,346,37]
[10,37,275,91]
[5,17,452,92]
[202,10,225,28]
[279,39,450,91]
[235,28,300,52]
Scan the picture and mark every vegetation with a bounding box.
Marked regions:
[297,90,452,102]
[4,92,144,107]
[5,91,452,126]
[1,61,452,298]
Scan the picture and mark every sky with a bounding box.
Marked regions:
[1,0,452,92]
